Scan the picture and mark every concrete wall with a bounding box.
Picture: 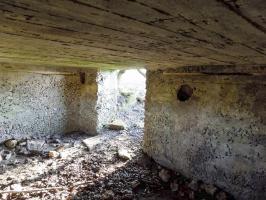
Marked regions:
[76,71,98,135]
[0,70,98,142]
[143,70,266,200]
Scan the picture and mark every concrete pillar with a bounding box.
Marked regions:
[143,70,266,200]
[74,71,98,135]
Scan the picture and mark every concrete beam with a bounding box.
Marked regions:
[0,0,265,70]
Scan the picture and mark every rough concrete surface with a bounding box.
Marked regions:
[75,70,98,135]
[0,70,98,143]
[0,1,265,69]
[143,70,266,200]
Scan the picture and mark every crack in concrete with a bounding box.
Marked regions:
[217,0,266,34]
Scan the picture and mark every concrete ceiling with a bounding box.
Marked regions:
[0,0,265,72]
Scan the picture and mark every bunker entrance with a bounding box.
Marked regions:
[115,69,146,132]
[96,69,146,134]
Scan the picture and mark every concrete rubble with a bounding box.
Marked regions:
[107,119,126,131]
[117,147,131,160]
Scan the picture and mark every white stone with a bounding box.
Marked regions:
[27,140,45,153]
[10,183,22,191]
[59,151,68,159]
[19,142,27,146]
[107,119,126,130]
[82,136,102,151]
[118,148,131,160]
[3,151,12,160]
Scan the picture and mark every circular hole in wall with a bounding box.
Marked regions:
[177,84,193,101]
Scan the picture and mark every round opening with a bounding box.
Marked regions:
[177,84,193,101]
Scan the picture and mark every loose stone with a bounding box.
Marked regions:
[4,139,18,149]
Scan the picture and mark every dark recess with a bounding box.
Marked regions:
[80,72,86,84]
[177,84,193,101]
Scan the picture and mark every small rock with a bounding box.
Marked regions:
[203,184,217,196]
[215,191,228,200]
[188,180,198,191]
[159,168,171,182]
[59,151,68,159]
[170,180,179,192]
[0,154,2,162]
[73,141,80,147]
[92,165,100,173]
[19,141,27,146]
[3,151,12,160]
[107,181,113,187]
[48,151,60,158]
[16,145,30,155]
[107,119,126,130]
[118,148,131,160]
[51,139,61,144]
[178,191,185,197]
[10,183,22,191]
[83,136,102,151]
[131,180,140,189]
[102,190,115,200]
[123,193,133,199]
[189,191,195,199]
[27,140,45,153]
[55,145,65,152]
[4,139,18,149]
[122,190,133,199]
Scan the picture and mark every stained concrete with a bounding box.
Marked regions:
[76,70,98,135]
[143,70,266,200]
[0,70,98,143]
[0,1,266,69]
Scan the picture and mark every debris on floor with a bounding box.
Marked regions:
[117,147,131,160]
[4,139,18,149]
[0,128,233,200]
[107,119,126,131]
[0,89,233,200]
[82,136,104,151]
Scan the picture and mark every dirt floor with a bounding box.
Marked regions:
[0,129,232,200]
[0,92,233,200]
